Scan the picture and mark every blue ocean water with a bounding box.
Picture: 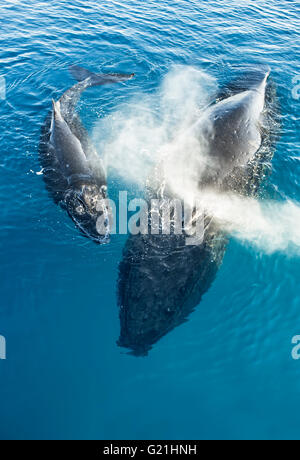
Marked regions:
[0,0,300,440]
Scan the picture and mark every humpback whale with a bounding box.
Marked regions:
[117,68,278,356]
[39,66,134,243]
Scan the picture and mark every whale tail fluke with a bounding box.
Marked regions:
[69,65,135,86]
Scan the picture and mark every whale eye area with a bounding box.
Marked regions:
[73,195,88,214]
[82,186,101,212]
[66,194,87,216]
[75,202,85,215]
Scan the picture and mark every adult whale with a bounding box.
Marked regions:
[39,66,134,244]
[117,68,278,355]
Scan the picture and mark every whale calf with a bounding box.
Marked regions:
[39,66,134,243]
[117,68,278,355]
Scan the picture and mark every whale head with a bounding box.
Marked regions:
[64,183,110,244]
[117,231,224,356]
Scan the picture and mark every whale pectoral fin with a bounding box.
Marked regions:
[69,65,135,85]
[51,99,63,122]
[50,100,59,143]
[52,98,59,112]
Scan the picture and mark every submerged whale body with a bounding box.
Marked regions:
[118,68,278,356]
[118,220,228,356]
[39,66,134,244]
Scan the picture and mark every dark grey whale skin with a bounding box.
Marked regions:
[117,69,279,356]
[39,66,134,243]
[118,221,228,356]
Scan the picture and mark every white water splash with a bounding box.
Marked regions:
[196,191,300,254]
[92,65,217,186]
[92,66,300,255]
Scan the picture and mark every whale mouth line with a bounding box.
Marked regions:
[72,216,110,245]
[63,184,111,244]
